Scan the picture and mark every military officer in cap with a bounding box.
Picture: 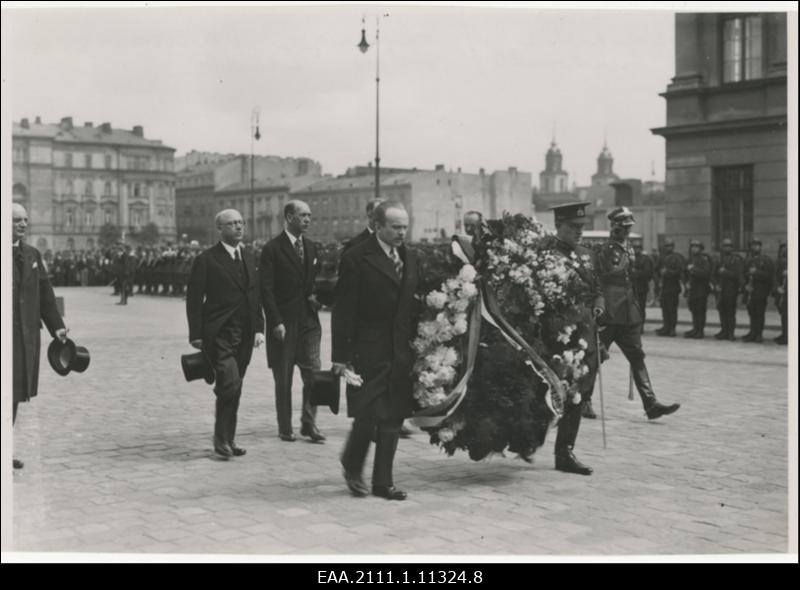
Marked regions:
[712,238,744,340]
[655,238,685,336]
[741,239,774,343]
[596,207,680,420]
[630,238,654,328]
[539,202,602,473]
[682,239,713,339]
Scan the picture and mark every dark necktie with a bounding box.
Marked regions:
[234,248,245,280]
[14,246,24,277]
[295,237,304,264]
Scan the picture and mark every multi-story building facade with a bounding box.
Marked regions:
[651,12,787,254]
[12,116,176,251]
[175,153,323,244]
[294,164,532,244]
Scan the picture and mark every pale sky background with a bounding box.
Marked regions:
[2,2,680,186]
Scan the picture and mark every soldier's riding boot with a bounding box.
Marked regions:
[667,308,678,336]
[631,361,680,420]
[554,404,592,476]
[581,399,597,419]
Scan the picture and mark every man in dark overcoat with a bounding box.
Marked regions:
[186,209,265,458]
[12,203,68,469]
[260,200,325,443]
[332,201,418,500]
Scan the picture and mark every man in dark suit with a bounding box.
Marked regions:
[596,207,680,420]
[186,209,265,459]
[12,203,68,470]
[260,200,325,443]
[332,200,418,500]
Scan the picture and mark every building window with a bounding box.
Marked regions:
[65,179,74,196]
[85,154,92,169]
[713,165,753,250]
[13,146,26,162]
[723,15,763,83]
[84,180,94,197]
[105,154,112,169]
[105,211,113,224]
[104,182,112,197]
[133,183,141,198]
[85,212,94,226]
[66,210,74,227]
[133,212,143,226]
[65,153,73,168]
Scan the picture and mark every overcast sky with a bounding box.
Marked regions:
[4,3,679,186]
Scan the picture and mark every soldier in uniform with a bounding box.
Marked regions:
[596,207,681,420]
[712,238,744,341]
[630,238,654,328]
[543,202,604,474]
[774,242,787,345]
[741,239,774,343]
[655,238,685,337]
[682,239,713,339]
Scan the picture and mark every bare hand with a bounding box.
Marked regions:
[190,339,203,350]
[272,324,286,342]
[55,328,69,343]
[254,332,265,349]
[332,362,348,377]
[308,294,322,312]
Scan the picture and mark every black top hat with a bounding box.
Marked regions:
[549,201,592,225]
[310,369,341,415]
[47,338,91,376]
[181,351,215,385]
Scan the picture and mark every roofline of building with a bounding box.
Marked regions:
[13,131,176,152]
[294,181,413,195]
[650,114,787,138]
[658,74,787,100]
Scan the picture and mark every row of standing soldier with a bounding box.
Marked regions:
[627,237,787,345]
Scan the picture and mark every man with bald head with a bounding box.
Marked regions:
[12,203,69,469]
[261,200,325,442]
[186,209,265,459]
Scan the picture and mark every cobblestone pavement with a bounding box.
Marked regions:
[5,287,794,557]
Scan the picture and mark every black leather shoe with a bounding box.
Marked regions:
[581,401,597,419]
[278,432,296,442]
[666,330,676,337]
[555,451,593,476]
[741,333,754,342]
[300,423,326,442]
[727,335,737,341]
[683,329,697,338]
[343,469,368,497]
[691,331,704,339]
[714,332,726,340]
[752,335,763,343]
[774,335,787,345]
[214,444,234,459]
[646,402,681,420]
[13,459,24,469]
[230,443,247,456]
[655,327,667,336]
[372,485,407,500]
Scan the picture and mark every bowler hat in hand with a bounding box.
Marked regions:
[47,338,91,376]
[181,351,215,385]
[310,369,341,415]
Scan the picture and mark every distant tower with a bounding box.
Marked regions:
[539,138,570,193]
[591,140,619,187]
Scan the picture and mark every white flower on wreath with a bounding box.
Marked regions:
[563,350,575,364]
[458,264,477,283]
[426,290,448,310]
[438,427,456,443]
[453,315,468,335]
[578,338,588,350]
[461,282,477,299]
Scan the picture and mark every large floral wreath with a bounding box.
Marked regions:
[410,214,597,461]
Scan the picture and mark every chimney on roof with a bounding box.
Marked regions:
[21,118,30,129]
[34,116,41,124]
[479,168,485,176]
[101,122,112,133]
[509,166,517,174]
[84,121,93,127]
[132,125,144,137]
[435,164,445,171]
[60,116,73,130]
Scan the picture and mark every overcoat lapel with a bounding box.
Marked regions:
[364,236,401,287]
[280,232,305,276]
[211,242,244,290]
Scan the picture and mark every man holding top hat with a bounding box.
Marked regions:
[543,202,604,475]
[186,209,265,459]
[595,207,680,420]
[12,203,69,470]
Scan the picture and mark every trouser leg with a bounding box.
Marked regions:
[610,324,658,410]
[272,364,294,435]
[299,368,318,427]
[341,417,374,476]
[555,402,582,454]
[13,401,19,425]
[296,317,322,428]
[372,418,403,487]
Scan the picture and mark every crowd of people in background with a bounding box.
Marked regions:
[42,231,788,345]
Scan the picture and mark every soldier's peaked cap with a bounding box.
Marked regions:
[549,201,591,225]
[608,206,635,226]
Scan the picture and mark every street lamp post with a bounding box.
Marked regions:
[358,16,381,200]
[250,106,261,241]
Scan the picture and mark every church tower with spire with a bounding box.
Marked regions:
[591,140,619,187]
[539,138,570,194]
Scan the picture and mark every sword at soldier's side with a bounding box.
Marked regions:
[628,368,635,401]
[595,327,607,449]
